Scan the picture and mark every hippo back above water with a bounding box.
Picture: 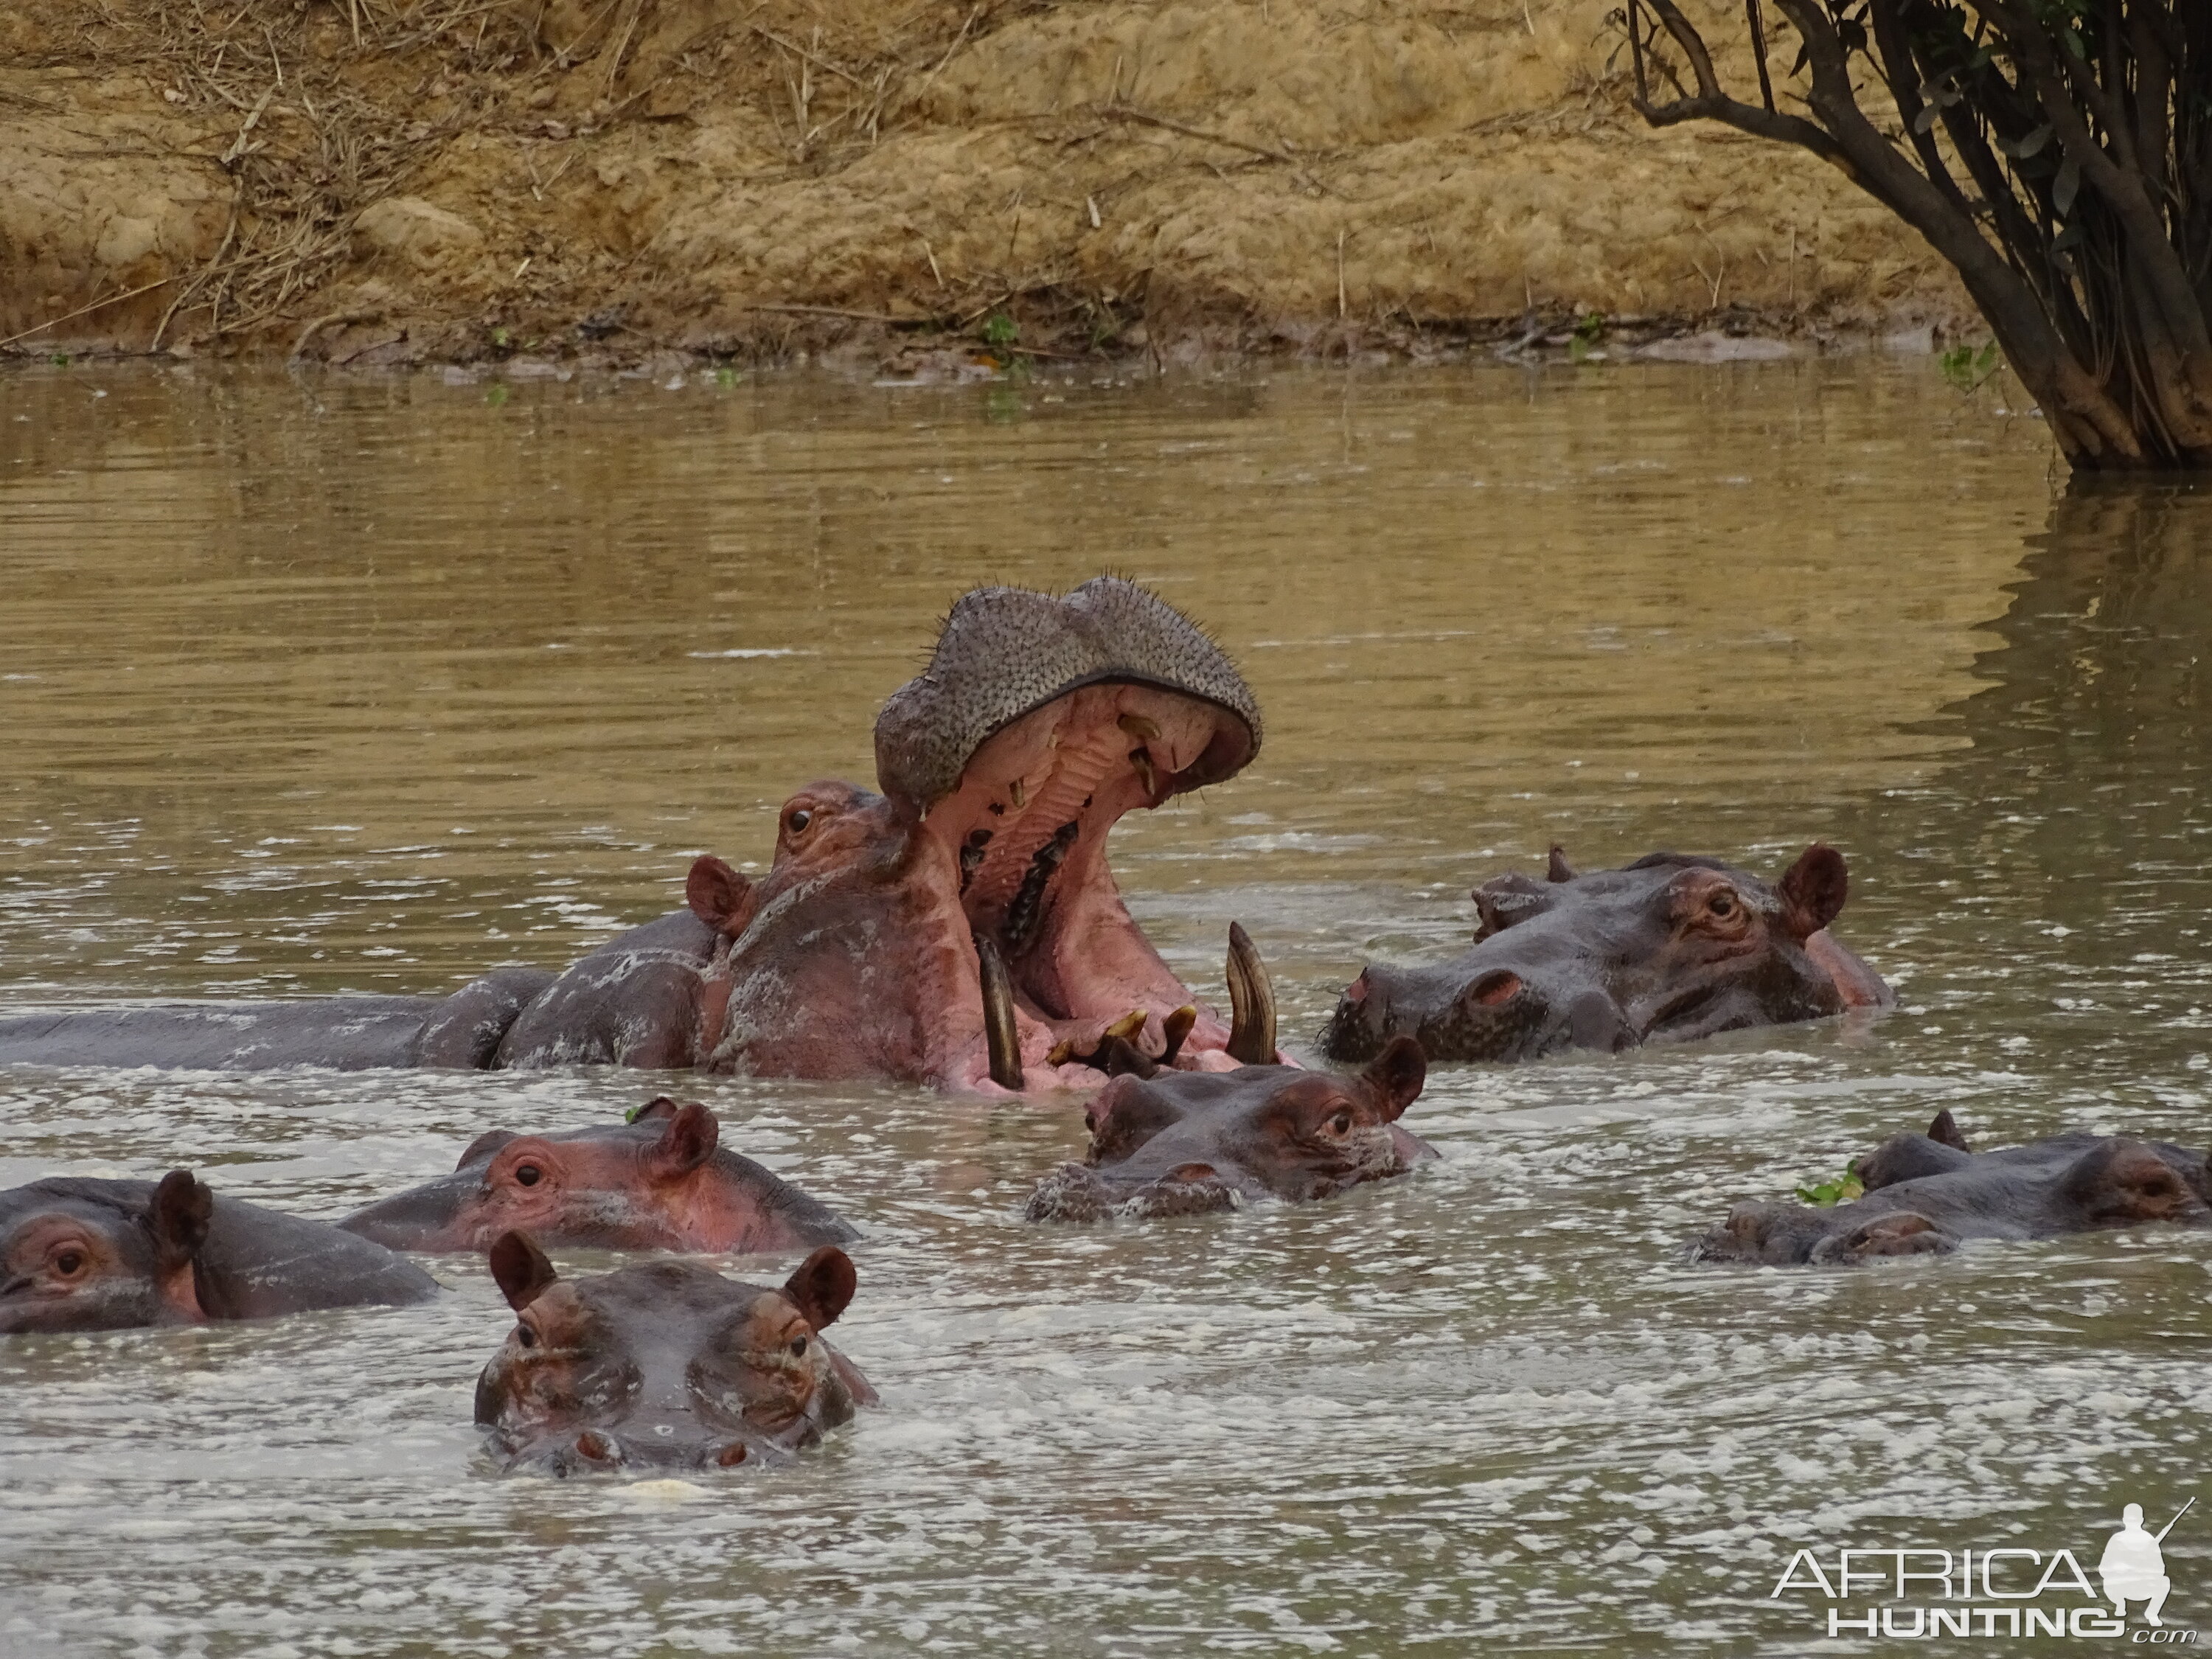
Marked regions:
[1321,844,1891,1064]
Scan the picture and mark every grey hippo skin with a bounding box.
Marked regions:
[1321,844,1893,1064]
[1696,1109,2212,1265]
[0,578,1280,1092]
[1024,1035,1435,1221]
[0,1170,437,1332]
[338,1096,856,1254]
[473,1232,877,1475]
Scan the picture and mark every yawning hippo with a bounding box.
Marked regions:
[338,1098,855,1253]
[0,1171,437,1332]
[474,1231,875,1474]
[1320,845,1891,1063]
[1023,1035,1433,1221]
[1696,1110,2211,1265]
[0,578,1276,1093]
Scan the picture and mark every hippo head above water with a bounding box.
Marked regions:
[688,577,1274,1092]
[1320,844,1892,1065]
[1697,1110,2212,1265]
[474,1232,877,1475]
[1023,1035,1435,1221]
[337,1098,856,1254]
[1,1170,434,1333]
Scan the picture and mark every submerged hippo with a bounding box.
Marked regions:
[338,1098,855,1253]
[1321,844,1891,1064]
[0,1171,436,1332]
[475,1231,875,1474]
[0,578,1276,1093]
[1024,1034,1433,1221]
[1697,1110,2211,1265]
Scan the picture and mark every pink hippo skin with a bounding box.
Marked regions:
[0,578,1281,1096]
[338,1098,855,1253]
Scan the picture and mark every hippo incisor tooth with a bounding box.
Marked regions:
[1009,777,1026,810]
[1046,1038,1076,1067]
[1159,1004,1197,1065]
[1117,712,1163,742]
[1103,1008,1149,1044]
[975,932,1025,1090]
[1224,922,1276,1065]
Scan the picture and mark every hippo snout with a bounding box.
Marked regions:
[504,1425,757,1476]
[1321,968,1394,1062]
[1023,1160,1239,1223]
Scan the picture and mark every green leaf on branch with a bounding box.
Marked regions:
[2053,153,2081,215]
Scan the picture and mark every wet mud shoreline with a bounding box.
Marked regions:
[2,0,1974,374]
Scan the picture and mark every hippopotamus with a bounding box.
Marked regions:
[0,578,1277,1093]
[1023,1034,1433,1221]
[474,1231,876,1474]
[0,1170,437,1332]
[1320,844,1892,1063]
[1697,1110,2212,1265]
[338,1097,855,1253]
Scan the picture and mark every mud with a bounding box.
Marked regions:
[0,0,1971,368]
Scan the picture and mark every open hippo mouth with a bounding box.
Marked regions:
[700,579,1278,1092]
[877,580,1272,1088]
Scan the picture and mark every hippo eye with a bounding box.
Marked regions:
[1326,1110,1353,1136]
[1710,894,1735,917]
[785,808,813,835]
[514,1164,543,1187]
[52,1248,86,1277]
[788,1335,809,1357]
[515,1324,538,1349]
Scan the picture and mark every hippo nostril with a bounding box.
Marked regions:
[715,1441,750,1467]
[1343,973,1370,1006]
[1166,1162,1219,1184]
[1468,970,1522,1007]
[575,1430,617,1463]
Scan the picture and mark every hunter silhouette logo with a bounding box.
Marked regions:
[1770,1495,2197,1641]
[2103,1498,2191,1627]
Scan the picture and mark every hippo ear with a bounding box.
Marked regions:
[685,855,755,936]
[782,1245,857,1332]
[147,1169,213,1273]
[1547,844,1576,883]
[1776,844,1848,939]
[1927,1109,1971,1153]
[1360,1036,1427,1116]
[489,1231,558,1310]
[627,1096,682,1124]
[456,1129,518,1171]
[648,1100,720,1177]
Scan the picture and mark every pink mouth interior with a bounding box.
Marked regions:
[918,682,1242,1072]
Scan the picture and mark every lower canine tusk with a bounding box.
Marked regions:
[975,933,1025,1090]
[1225,922,1276,1065]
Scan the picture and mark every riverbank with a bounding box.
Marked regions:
[2,0,1972,370]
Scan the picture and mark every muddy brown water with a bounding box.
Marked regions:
[1,358,2208,1656]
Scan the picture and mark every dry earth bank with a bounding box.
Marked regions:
[1,0,1972,369]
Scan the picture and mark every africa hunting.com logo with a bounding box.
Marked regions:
[1770,1498,2195,1641]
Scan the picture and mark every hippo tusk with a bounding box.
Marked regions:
[1130,748,1158,799]
[1224,922,1276,1065]
[975,933,1026,1090]
[1159,1004,1197,1065]
[1117,712,1163,742]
